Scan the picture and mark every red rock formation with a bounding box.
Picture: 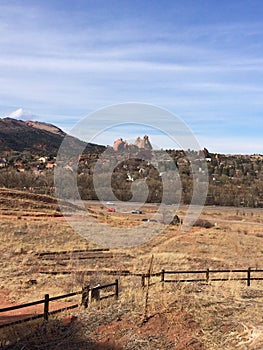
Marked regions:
[113,135,152,152]
[135,135,152,149]
[113,138,128,151]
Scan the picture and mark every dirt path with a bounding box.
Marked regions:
[216,218,263,227]
[0,213,94,221]
[0,289,79,326]
[201,215,263,227]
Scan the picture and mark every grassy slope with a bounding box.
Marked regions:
[0,188,86,216]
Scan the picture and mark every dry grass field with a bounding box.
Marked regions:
[0,188,263,349]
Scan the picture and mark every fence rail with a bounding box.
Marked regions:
[0,279,118,329]
[141,267,263,287]
[1,267,262,329]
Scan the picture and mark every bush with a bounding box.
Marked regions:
[193,219,214,228]
[170,214,182,225]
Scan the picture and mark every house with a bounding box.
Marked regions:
[38,156,47,163]
[0,159,7,168]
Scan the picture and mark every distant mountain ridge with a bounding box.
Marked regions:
[0,117,104,154]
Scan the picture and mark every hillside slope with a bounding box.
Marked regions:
[0,117,104,154]
[0,187,85,216]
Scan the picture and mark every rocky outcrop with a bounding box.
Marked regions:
[113,135,152,152]
[113,138,129,152]
[25,121,65,136]
[135,135,152,150]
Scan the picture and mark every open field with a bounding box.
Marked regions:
[0,188,263,349]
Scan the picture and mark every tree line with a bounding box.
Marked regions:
[0,150,262,207]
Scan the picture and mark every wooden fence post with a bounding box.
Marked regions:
[161,269,165,283]
[206,268,210,283]
[91,287,100,302]
[247,267,251,287]
[81,285,89,308]
[44,294,49,321]
[141,274,145,288]
[115,279,119,299]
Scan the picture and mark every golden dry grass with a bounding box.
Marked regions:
[0,188,263,349]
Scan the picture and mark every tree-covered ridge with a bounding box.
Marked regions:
[0,146,262,208]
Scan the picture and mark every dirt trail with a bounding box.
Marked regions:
[0,289,79,326]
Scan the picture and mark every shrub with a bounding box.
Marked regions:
[193,219,214,228]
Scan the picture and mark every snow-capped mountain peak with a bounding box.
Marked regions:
[6,108,37,121]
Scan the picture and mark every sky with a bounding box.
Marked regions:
[0,0,263,154]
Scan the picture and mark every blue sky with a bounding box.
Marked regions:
[0,0,262,153]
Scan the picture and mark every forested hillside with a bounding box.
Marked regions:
[0,146,262,208]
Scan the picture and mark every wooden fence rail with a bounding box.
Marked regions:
[141,267,263,287]
[1,267,262,328]
[0,279,118,329]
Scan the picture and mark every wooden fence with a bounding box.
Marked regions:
[1,267,262,329]
[0,279,118,329]
[141,267,263,287]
